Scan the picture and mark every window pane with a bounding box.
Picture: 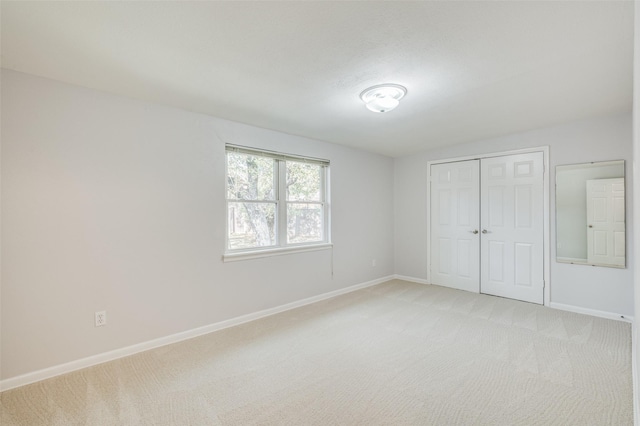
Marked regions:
[287,203,323,244]
[228,202,276,249]
[286,161,321,202]
[227,152,275,200]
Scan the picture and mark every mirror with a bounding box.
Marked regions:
[556,160,625,268]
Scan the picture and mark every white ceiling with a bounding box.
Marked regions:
[1,1,633,157]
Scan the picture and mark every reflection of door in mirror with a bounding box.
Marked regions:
[555,159,625,268]
[586,178,625,266]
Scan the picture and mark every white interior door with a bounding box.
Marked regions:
[430,160,480,292]
[586,178,625,266]
[480,152,544,304]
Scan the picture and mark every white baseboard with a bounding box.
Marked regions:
[0,275,394,392]
[393,274,430,285]
[548,302,633,323]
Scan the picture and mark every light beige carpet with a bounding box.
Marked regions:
[0,280,633,425]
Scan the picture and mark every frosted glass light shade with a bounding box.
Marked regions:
[365,96,400,113]
[360,84,407,113]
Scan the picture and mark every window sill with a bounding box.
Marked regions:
[223,243,333,262]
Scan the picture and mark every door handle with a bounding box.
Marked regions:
[470,230,479,234]
[588,225,593,228]
[482,229,489,234]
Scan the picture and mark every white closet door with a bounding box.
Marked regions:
[430,160,480,292]
[480,152,544,304]
[586,178,625,267]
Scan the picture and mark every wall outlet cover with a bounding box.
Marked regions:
[95,311,107,327]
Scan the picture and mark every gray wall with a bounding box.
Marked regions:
[395,112,633,316]
[1,70,395,380]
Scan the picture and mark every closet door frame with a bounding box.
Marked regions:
[426,146,550,306]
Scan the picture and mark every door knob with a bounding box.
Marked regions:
[588,225,593,228]
[471,230,479,234]
[482,229,488,234]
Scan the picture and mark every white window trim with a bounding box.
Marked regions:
[225,145,331,260]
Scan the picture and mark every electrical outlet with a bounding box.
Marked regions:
[372,259,377,267]
[95,311,107,327]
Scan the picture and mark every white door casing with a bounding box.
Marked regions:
[430,160,480,293]
[480,152,544,304]
[586,178,625,267]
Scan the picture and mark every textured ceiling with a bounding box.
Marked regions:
[1,1,634,157]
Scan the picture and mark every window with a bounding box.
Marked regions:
[225,145,330,257]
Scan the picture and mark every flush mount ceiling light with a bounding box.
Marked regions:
[360,84,407,113]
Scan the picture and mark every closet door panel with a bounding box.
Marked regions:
[480,152,544,304]
[430,160,480,292]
